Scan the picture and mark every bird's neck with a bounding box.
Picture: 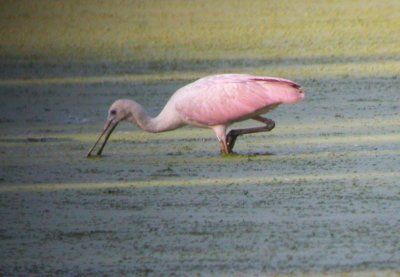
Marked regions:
[126,100,182,133]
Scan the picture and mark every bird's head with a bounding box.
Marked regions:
[87,99,134,157]
[105,99,134,127]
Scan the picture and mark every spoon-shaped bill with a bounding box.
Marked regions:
[86,119,119,157]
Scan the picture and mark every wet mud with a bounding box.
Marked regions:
[0,66,399,276]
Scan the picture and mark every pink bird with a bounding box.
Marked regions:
[87,74,304,156]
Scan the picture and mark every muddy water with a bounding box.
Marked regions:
[0,68,399,275]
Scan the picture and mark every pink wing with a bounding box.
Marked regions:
[174,74,304,126]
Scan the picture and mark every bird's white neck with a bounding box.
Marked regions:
[125,100,183,133]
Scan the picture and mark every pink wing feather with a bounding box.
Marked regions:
[174,74,304,126]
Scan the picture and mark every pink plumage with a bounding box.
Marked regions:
[173,74,303,126]
[87,74,304,156]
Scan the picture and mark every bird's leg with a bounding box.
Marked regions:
[219,140,230,155]
[226,116,275,153]
[213,125,231,155]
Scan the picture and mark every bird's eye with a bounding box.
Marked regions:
[110,110,117,115]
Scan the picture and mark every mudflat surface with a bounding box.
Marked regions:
[0,63,399,276]
[1,0,400,276]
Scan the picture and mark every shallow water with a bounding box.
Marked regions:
[0,64,400,275]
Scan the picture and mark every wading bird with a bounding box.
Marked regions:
[87,74,304,157]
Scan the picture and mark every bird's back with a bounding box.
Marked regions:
[172,74,304,126]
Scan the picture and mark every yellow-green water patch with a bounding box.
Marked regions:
[1,170,399,193]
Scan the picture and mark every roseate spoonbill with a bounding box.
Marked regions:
[87,74,304,156]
